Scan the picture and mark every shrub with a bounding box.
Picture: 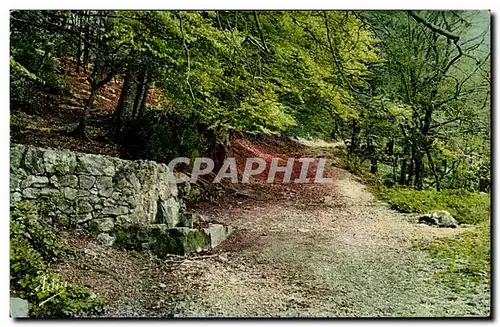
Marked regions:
[10,202,107,317]
[120,109,209,163]
[374,187,490,225]
[10,56,69,113]
[416,221,490,292]
[10,201,70,262]
[369,186,490,292]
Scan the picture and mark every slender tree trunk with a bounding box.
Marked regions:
[113,72,139,135]
[407,144,416,186]
[83,12,90,73]
[253,11,269,53]
[400,159,407,185]
[76,14,82,73]
[393,156,398,182]
[425,145,441,191]
[74,60,116,136]
[205,128,227,173]
[74,69,98,136]
[400,143,411,185]
[414,153,424,190]
[137,80,150,119]
[113,74,132,133]
[368,138,378,174]
[413,105,434,190]
[386,139,394,156]
[132,71,147,119]
[370,158,378,174]
[349,123,361,153]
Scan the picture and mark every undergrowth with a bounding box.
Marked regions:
[372,186,490,225]
[369,185,490,293]
[417,221,490,293]
[10,201,107,317]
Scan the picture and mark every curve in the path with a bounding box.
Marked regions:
[167,167,489,317]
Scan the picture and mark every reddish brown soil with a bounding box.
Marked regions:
[190,133,341,230]
[51,134,344,316]
[12,60,346,316]
[10,59,158,157]
[52,229,199,316]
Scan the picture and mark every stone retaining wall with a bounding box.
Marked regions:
[10,143,181,233]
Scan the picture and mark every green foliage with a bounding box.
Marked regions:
[374,187,490,225]
[121,109,208,162]
[10,201,70,262]
[416,222,490,292]
[112,11,381,139]
[10,202,107,317]
[369,185,490,293]
[9,10,489,193]
[347,11,491,192]
[10,12,70,112]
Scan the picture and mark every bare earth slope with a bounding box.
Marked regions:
[162,166,489,317]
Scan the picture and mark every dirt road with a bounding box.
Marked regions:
[161,167,489,317]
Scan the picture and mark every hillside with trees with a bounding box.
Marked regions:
[11,10,490,191]
[9,10,491,318]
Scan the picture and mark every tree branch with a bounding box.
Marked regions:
[408,11,460,42]
[252,11,270,53]
[429,117,462,130]
[177,13,195,104]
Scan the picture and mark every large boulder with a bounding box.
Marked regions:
[418,210,458,228]
[204,223,234,248]
[113,222,234,256]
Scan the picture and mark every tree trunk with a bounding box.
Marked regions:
[132,71,148,119]
[413,105,434,190]
[393,156,398,182]
[414,153,424,190]
[76,14,82,73]
[425,145,441,191]
[137,81,150,119]
[83,12,90,73]
[407,145,416,186]
[349,123,361,153]
[370,158,378,174]
[113,74,131,132]
[113,73,138,134]
[73,58,119,135]
[368,138,377,174]
[205,128,227,173]
[386,139,394,156]
[73,72,98,136]
[400,144,411,185]
[400,159,407,185]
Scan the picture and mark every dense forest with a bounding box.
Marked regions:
[10,10,491,192]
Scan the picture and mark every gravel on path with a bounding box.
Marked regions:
[157,167,490,318]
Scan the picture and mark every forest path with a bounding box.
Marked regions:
[165,161,489,317]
